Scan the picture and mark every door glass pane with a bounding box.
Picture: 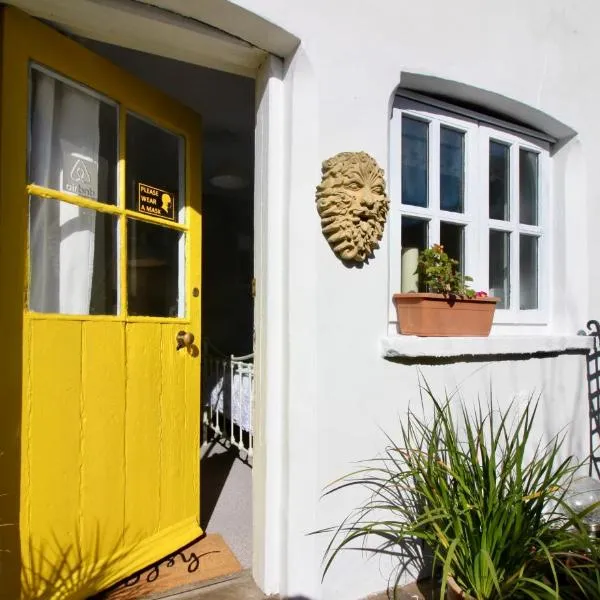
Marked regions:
[489,141,510,221]
[401,116,429,207]
[519,149,538,225]
[401,217,428,292]
[520,235,538,309]
[440,127,464,213]
[440,222,465,273]
[126,114,184,222]
[29,196,118,314]
[489,230,510,309]
[127,219,183,317]
[29,66,118,204]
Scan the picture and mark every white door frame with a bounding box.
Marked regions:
[252,55,287,594]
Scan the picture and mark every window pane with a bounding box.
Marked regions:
[401,116,428,207]
[29,67,118,204]
[489,230,510,309]
[520,235,538,309]
[126,114,184,222]
[127,219,183,317]
[440,222,465,273]
[401,216,428,251]
[489,141,510,221]
[29,196,118,315]
[401,217,428,293]
[519,149,538,225]
[440,127,464,213]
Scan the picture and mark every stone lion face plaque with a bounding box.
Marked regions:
[316,151,389,263]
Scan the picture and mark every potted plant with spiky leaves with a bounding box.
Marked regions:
[318,386,600,599]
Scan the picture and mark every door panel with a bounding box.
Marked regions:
[80,321,127,555]
[160,323,189,528]
[0,7,202,596]
[124,323,163,544]
[27,319,82,545]
[27,319,129,561]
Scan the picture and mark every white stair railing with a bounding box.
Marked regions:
[202,341,254,461]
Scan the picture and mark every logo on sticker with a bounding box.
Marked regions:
[70,159,92,185]
[62,149,98,200]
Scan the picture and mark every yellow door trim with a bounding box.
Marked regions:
[26,183,190,231]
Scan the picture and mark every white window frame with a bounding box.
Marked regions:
[479,125,550,325]
[388,94,552,335]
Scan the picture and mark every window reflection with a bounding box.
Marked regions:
[519,150,538,225]
[29,196,118,315]
[440,222,464,273]
[127,219,183,317]
[489,141,510,221]
[489,230,510,309]
[520,235,538,309]
[126,114,184,221]
[29,67,118,204]
[402,117,429,207]
[440,127,464,213]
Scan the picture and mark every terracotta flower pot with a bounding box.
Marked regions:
[446,577,475,600]
[392,293,499,337]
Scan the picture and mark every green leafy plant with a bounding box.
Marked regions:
[417,243,475,298]
[319,384,600,599]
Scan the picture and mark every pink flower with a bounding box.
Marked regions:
[475,291,488,298]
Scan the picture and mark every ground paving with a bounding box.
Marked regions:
[158,570,440,600]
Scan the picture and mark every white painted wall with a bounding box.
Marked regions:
[222,1,599,598]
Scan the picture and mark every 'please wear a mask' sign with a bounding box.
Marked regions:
[137,182,176,221]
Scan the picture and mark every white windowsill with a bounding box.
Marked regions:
[381,335,595,359]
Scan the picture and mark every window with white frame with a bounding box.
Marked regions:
[389,94,551,327]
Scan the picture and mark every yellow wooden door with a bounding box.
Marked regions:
[0,7,202,597]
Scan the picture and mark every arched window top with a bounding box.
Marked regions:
[395,72,576,144]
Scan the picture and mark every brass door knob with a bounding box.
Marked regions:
[176,330,195,350]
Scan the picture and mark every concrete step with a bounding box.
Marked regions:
[151,570,263,599]
[151,569,439,600]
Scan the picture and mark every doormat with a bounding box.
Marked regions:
[98,534,242,600]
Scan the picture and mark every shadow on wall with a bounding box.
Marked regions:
[7,529,209,600]
[587,320,600,477]
[17,531,138,600]
[385,348,589,367]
